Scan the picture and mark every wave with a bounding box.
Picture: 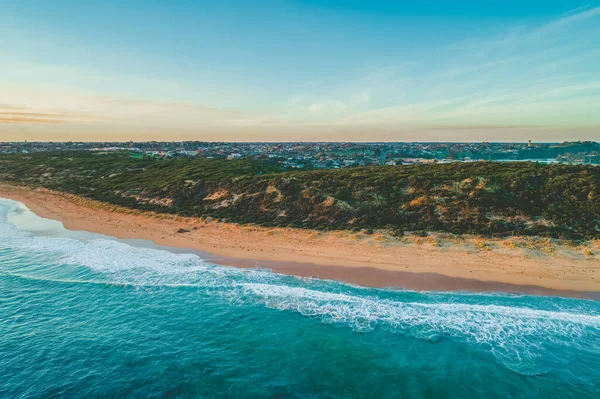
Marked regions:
[1,199,599,373]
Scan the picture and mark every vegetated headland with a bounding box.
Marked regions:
[1,151,599,294]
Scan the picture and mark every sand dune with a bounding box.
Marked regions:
[1,184,599,294]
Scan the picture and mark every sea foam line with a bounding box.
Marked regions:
[1,201,599,363]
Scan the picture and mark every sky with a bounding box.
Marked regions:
[1,0,599,142]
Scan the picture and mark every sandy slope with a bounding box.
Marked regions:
[1,184,599,293]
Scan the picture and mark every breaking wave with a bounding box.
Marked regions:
[1,199,599,374]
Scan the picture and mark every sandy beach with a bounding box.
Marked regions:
[1,184,599,295]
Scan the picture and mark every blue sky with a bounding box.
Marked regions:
[1,0,599,141]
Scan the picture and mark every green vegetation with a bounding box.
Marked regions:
[1,151,599,239]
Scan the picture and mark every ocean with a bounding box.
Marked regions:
[1,198,599,398]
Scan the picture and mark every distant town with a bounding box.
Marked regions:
[2,140,599,169]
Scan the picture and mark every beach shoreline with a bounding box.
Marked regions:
[1,183,599,296]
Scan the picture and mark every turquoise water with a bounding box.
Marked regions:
[1,199,599,398]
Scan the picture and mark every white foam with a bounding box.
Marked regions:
[239,283,599,336]
[1,199,599,370]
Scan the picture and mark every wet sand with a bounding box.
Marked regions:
[215,258,600,299]
[1,184,599,295]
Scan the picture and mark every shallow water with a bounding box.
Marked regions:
[1,198,599,398]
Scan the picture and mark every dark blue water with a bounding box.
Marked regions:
[1,199,599,398]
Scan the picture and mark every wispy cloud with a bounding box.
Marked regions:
[286,6,600,131]
[0,113,67,124]
[0,105,100,125]
[1,5,599,140]
[0,84,279,130]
